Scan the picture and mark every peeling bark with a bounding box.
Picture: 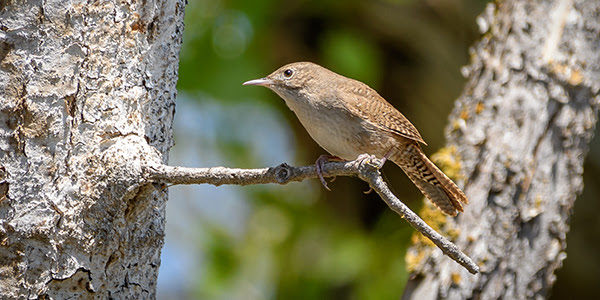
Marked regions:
[0,0,184,298]
[403,0,600,299]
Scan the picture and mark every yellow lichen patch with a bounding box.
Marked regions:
[405,203,444,272]
[420,202,450,232]
[446,227,461,240]
[475,101,485,114]
[478,256,489,270]
[452,120,463,131]
[406,201,460,272]
[568,69,583,85]
[466,235,476,243]
[431,146,464,181]
[534,195,543,208]
[405,247,428,273]
[409,202,453,247]
[451,272,462,285]
[460,107,470,120]
[549,62,584,86]
[405,147,465,273]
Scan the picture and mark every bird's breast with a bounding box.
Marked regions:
[283,96,394,160]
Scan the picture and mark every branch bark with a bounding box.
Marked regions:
[144,156,479,274]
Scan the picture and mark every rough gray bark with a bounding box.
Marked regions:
[403,0,600,299]
[0,0,184,298]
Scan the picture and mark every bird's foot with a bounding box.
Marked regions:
[356,153,381,170]
[355,154,379,194]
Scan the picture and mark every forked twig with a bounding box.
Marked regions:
[144,155,479,274]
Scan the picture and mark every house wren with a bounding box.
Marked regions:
[243,62,468,216]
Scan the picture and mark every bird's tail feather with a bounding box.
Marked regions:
[391,143,468,216]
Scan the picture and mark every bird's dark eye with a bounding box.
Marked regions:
[283,69,294,78]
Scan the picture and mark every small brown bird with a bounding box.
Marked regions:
[244,62,468,216]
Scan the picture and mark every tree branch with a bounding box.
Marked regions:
[144,155,480,274]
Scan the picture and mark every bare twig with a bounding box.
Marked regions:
[143,155,479,274]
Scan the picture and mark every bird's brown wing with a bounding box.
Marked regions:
[339,81,427,145]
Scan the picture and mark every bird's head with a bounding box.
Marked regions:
[243,62,333,101]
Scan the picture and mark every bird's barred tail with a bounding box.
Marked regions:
[391,143,468,216]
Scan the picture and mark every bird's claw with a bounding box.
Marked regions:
[315,155,345,190]
[316,155,332,191]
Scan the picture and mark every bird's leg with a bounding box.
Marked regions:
[315,154,343,191]
[378,149,395,169]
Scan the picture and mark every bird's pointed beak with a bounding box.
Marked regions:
[243,77,274,86]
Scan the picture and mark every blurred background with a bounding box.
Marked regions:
[156,0,600,299]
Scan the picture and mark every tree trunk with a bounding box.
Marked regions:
[403,0,600,299]
[0,0,184,298]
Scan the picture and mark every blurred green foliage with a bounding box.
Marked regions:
[321,29,383,87]
[166,0,600,299]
